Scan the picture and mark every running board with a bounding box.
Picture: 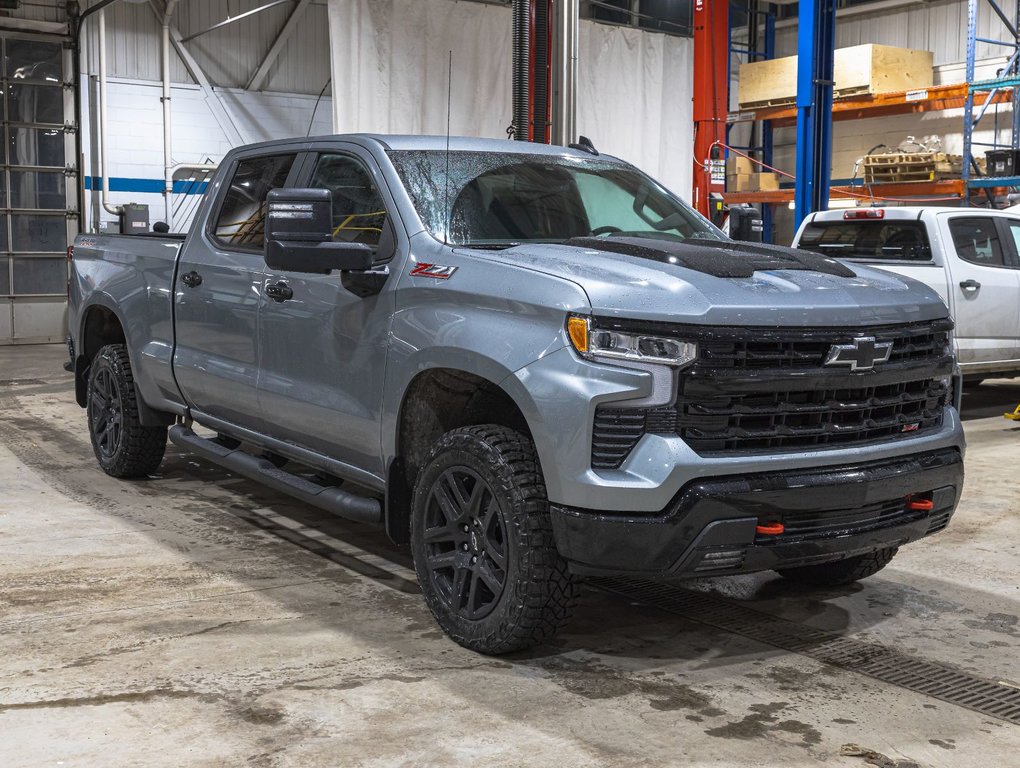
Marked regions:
[168,425,382,525]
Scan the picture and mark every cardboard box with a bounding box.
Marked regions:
[726,172,780,193]
[737,44,934,109]
[757,172,779,191]
[726,155,756,176]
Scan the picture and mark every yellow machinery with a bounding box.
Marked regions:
[1006,405,1020,421]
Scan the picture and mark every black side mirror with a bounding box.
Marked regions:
[729,204,763,243]
[264,188,374,274]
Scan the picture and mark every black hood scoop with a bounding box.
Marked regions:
[564,236,856,279]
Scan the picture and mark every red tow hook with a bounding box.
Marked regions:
[755,522,785,536]
[906,495,934,512]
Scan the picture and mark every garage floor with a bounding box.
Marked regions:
[1,345,1018,768]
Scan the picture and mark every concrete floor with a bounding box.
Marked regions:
[1,345,1018,768]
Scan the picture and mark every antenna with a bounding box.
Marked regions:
[443,50,453,246]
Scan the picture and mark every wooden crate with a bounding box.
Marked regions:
[738,44,934,109]
[863,152,962,184]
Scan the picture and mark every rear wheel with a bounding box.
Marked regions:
[410,425,578,654]
[87,344,167,478]
[776,547,898,587]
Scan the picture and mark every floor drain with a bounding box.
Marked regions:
[591,577,1020,725]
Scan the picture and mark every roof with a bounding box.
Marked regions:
[228,132,618,161]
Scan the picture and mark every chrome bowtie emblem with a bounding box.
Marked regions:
[824,336,893,371]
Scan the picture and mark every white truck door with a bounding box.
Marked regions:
[941,215,1020,369]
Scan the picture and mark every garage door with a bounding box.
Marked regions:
[0,34,77,345]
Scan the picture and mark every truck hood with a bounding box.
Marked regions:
[475,238,948,327]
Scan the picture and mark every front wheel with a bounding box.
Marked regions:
[776,547,898,587]
[87,344,167,478]
[410,425,578,654]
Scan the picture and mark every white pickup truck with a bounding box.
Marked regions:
[793,207,1020,381]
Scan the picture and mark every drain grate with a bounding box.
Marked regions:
[592,577,1020,725]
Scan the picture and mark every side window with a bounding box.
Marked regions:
[1006,222,1020,266]
[949,217,1005,267]
[213,154,296,249]
[309,154,388,248]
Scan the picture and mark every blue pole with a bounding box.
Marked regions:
[794,0,836,229]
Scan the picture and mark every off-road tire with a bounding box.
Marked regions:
[87,344,167,478]
[410,425,578,654]
[776,547,898,587]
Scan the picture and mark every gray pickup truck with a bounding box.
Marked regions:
[68,135,965,654]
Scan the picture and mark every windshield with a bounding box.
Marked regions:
[388,150,724,247]
[796,220,933,262]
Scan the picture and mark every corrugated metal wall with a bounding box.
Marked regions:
[775,1,1012,66]
[80,0,332,95]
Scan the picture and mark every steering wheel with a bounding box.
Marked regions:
[590,225,623,237]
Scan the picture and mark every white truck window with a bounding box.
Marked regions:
[948,217,1005,267]
[796,220,931,262]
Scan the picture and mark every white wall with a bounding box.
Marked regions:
[326,0,694,198]
[81,79,333,232]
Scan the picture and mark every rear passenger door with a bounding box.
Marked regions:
[942,216,1020,368]
[174,151,301,431]
[256,148,399,480]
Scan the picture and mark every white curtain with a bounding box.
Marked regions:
[327,0,693,198]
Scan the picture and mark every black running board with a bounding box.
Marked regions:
[168,425,382,525]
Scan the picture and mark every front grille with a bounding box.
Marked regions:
[694,320,950,370]
[590,319,954,469]
[676,378,949,453]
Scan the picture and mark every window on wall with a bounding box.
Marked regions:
[1,36,73,301]
[582,0,693,36]
[213,154,296,249]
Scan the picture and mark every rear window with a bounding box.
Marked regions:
[797,221,932,262]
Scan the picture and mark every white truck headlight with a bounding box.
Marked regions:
[567,315,698,368]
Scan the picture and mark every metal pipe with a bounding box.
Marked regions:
[162,0,180,229]
[511,0,530,140]
[551,0,579,147]
[98,10,121,217]
[180,0,292,43]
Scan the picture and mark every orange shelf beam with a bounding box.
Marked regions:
[722,179,967,204]
[728,83,1014,127]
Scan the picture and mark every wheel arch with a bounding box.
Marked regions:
[75,299,172,427]
[385,366,533,544]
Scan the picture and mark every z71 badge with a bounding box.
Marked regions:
[410,263,458,279]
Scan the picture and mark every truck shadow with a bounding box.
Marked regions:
[960,379,1020,421]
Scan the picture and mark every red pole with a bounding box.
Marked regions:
[692,0,728,217]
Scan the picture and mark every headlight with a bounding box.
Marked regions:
[567,315,698,368]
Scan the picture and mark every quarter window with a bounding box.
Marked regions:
[213,154,296,249]
[949,217,1005,267]
[309,154,388,248]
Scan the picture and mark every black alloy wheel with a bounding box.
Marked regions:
[86,344,167,478]
[421,466,509,621]
[89,363,124,461]
[410,425,578,654]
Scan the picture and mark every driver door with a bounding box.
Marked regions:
[256,148,399,479]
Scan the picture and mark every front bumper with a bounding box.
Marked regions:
[550,448,963,577]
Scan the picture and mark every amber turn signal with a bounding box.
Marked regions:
[567,316,589,354]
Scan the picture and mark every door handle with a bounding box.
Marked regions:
[181,270,202,288]
[959,279,981,291]
[265,281,294,303]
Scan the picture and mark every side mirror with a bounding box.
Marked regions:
[264,188,374,274]
[729,204,763,243]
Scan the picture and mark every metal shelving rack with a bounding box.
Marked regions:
[963,0,1020,193]
[727,2,776,240]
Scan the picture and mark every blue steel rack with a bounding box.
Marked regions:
[963,0,1020,195]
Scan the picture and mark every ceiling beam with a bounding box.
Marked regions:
[246,0,312,91]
